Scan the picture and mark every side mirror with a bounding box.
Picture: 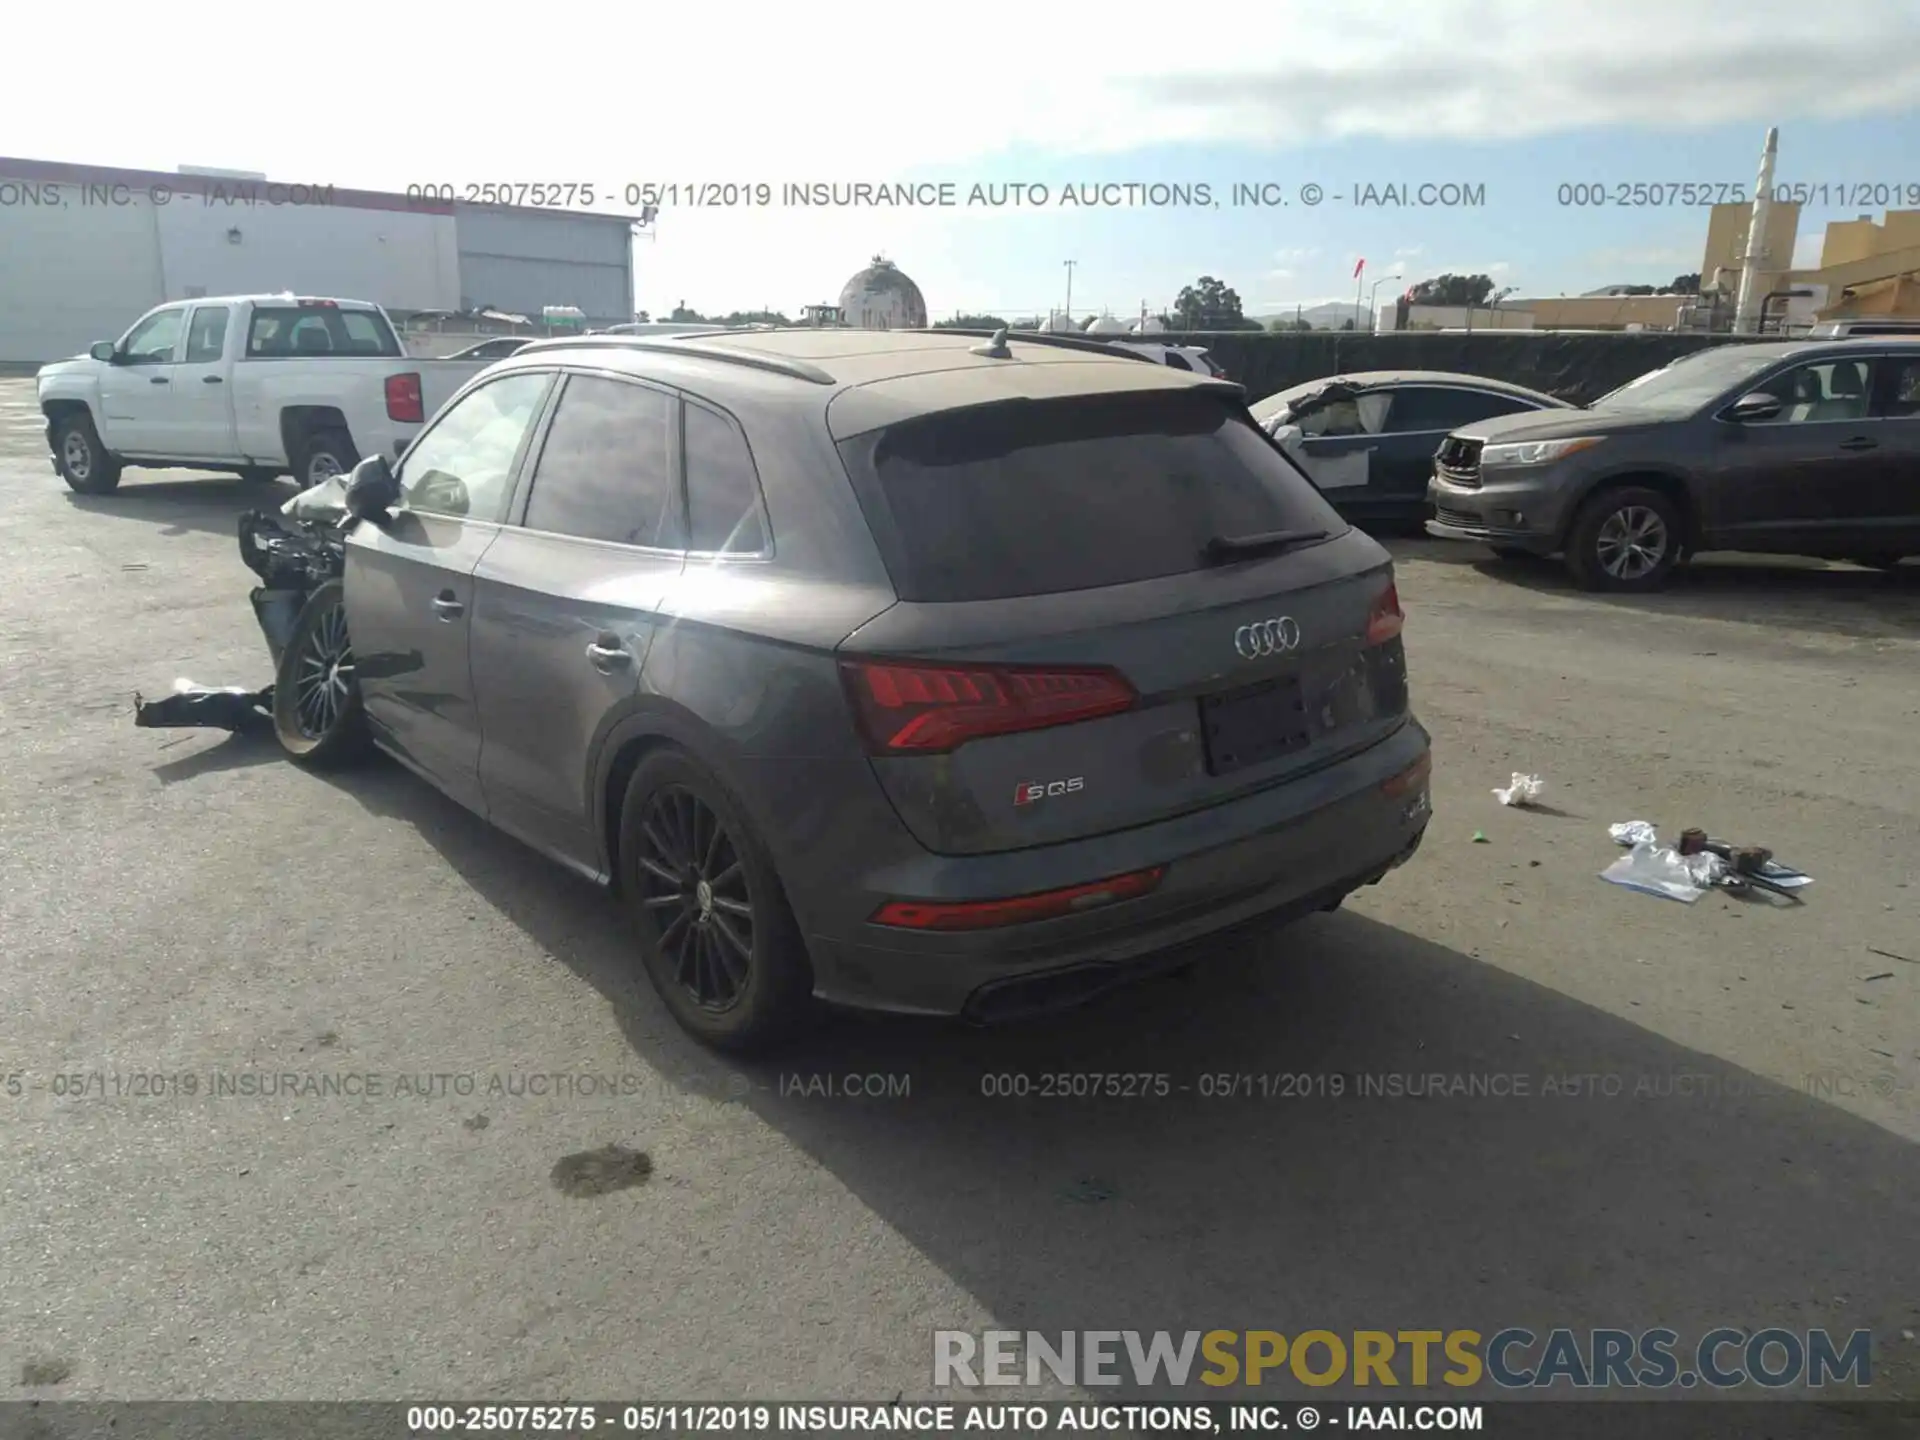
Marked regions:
[344,454,399,522]
[90,341,118,363]
[1726,391,1782,422]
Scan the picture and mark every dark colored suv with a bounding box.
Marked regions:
[281,329,1431,1050]
[1427,339,1920,590]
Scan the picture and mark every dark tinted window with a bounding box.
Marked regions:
[1882,358,1920,418]
[246,306,402,358]
[839,391,1341,603]
[1387,386,1540,431]
[685,403,768,554]
[523,375,680,547]
[1162,351,1193,371]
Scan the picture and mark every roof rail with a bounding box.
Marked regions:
[512,333,836,385]
[903,328,1160,362]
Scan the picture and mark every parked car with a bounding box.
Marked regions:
[1426,339,1920,590]
[1250,372,1574,526]
[250,329,1429,1051]
[1805,318,1920,339]
[1107,340,1228,377]
[37,295,491,493]
[441,336,536,361]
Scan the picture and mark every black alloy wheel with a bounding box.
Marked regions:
[632,784,758,1012]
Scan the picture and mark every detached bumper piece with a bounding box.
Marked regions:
[134,682,274,733]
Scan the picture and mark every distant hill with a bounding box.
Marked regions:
[1250,301,1370,330]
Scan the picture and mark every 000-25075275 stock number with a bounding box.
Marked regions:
[404,182,776,208]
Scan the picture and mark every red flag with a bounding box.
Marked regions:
[1353,257,1366,278]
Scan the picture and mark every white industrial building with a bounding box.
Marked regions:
[0,156,640,364]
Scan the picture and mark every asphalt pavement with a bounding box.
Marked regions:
[1,378,1916,1409]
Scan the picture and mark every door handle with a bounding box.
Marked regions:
[202,375,223,385]
[586,634,632,670]
[149,376,170,385]
[1838,436,1878,451]
[431,593,464,621]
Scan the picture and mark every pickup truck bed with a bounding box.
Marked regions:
[37,295,490,494]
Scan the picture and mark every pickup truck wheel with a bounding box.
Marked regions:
[272,579,371,768]
[297,430,357,490]
[1565,487,1682,593]
[54,414,122,494]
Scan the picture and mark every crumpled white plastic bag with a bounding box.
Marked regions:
[1609,820,1659,847]
[1493,773,1544,806]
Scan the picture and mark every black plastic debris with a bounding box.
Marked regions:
[134,682,274,733]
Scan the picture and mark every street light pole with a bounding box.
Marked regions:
[1063,260,1077,326]
[1368,274,1401,333]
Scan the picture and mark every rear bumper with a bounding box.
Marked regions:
[804,719,1432,1019]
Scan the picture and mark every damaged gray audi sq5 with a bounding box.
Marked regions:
[196,328,1431,1052]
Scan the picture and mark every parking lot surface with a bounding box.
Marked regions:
[1,377,1916,1404]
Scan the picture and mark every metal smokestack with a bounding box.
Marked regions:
[1733,127,1779,334]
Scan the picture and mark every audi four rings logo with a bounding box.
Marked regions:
[1234,617,1302,658]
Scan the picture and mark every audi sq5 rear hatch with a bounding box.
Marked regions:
[833,389,1411,857]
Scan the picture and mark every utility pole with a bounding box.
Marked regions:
[1063,260,1077,325]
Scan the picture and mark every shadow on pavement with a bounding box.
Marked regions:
[64,473,291,541]
[149,727,283,786]
[327,754,1920,1414]
[1388,538,1920,639]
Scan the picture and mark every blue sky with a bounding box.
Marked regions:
[4,0,1917,321]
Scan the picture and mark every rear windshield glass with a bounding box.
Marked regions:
[246,306,401,358]
[837,390,1342,603]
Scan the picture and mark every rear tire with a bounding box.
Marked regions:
[54,413,122,494]
[1564,486,1682,593]
[297,428,357,491]
[618,747,815,1053]
[272,579,371,768]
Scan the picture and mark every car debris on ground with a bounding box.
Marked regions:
[1600,820,1814,904]
[129,476,354,737]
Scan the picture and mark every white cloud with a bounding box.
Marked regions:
[1273,247,1320,263]
[3,1,1914,184]
[1267,268,1295,280]
[1393,245,1425,260]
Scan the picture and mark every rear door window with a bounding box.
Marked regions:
[521,374,682,548]
[837,390,1342,603]
[1385,386,1541,432]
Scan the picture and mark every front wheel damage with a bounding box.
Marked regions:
[131,499,355,756]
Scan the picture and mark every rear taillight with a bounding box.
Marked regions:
[1380,749,1431,799]
[1365,581,1403,646]
[839,658,1136,754]
[872,866,1166,931]
[385,372,424,424]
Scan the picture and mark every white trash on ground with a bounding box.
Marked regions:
[1609,820,1659,847]
[1600,842,1727,903]
[1493,773,1545,807]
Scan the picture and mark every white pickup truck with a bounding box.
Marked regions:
[36,294,492,494]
